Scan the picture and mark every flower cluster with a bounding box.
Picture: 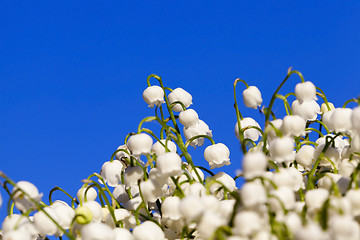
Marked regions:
[1,70,360,240]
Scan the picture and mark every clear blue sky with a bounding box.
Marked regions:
[1,1,360,234]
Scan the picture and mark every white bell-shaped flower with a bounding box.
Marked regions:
[143,85,165,108]
[179,196,205,223]
[305,188,329,213]
[242,151,268,180]
[113,228,135,240]
[240,180,267,207]
[77,186,97,202]
[330,108,353,133]
[2,229,33,240]
[269,136,295,163]
[295,144,315,169]
[100,160,124,187]
[345,189,360,216]
[232,211,262,236]
[295,81,317,103]
[132,221,165,240]
[126,133,153,156]
[197,209,227,239]
[50,200,75,231]
[178,109,199,128]
[12,181,43,213]
[338,159,356,177]
[209,172,236,199]
[33,206,60,236]
[81,222,115,240]
[161,196,182,220]
[183,119,212,147]
[140,179,163,203]
[185,182,206,197]
[112,184,130,204]
[204,143,230,169]
[156,152,183,177]
[280,115,306,137]
[235,117,262,142]
[322,109,335,131]
[292,99,320,120]
[265,119,283,141]
[168,87,193,112]
[2,214,38,236]
[294,222,329,240]
[124,165,144,187]
[272,167,304,191]
[105,208,136,229]
[328,215,360,240]
[114,145,130,160]
[242,86,263,109]
[352,106,360,133]
[152,139,177,156]
[269,186,295,213]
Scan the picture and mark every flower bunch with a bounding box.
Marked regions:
[1,70,360,240]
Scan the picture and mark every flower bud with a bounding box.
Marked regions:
[295,81,317,103]
[126,133,153,156]
[82,201,103,223]
[178,109,199,128]
[168,87,193,112]
[142,85,165,108]
[242,85,263,109]
[320,102,335,114]
[75,206,93,225]
[204,143,230,169]
[77,186,97,202]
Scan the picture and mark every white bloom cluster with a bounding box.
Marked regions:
[1,71,360,240]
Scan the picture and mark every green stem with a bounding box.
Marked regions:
[265,69,304,126]
[184,134,215,148]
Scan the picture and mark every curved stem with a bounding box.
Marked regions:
[184,134,215,148]
[49,187,77,207]
[265,69,304,126]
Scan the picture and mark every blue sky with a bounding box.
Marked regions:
[1,1,360,234]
